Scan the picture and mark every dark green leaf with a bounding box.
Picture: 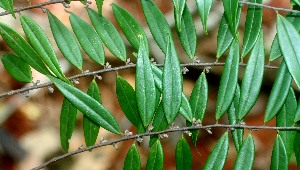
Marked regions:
[87,8,126,61]
[175,137,192,170]
[203,132,229,170]
[96,0,104,15]
[238,30,264,120]
[83,80,101,147]
[48,76,121,134]
[60,98,77,152]
[0,22,50,75]
[124,144,141,170]
[1,54,32,83]
[162,36,182,124]
[172,0,186,32]
[222,0,240,35]
[146,140,164,170]
[20,15,67,81]
[295,98,300,123]
[233,134,255,170]
[271,134,288,170]
[0,0,15,18]
[216,39,239,120]
[47,10,83,70]
[277,14,300,89]
[277,87,297,160]
[141,0,171,54]
[264,61,292,123]
[294,130,300,167]
[69,11,105,66]
[80,0,87,5]
[196,0,213,34]
[136,39,156,127]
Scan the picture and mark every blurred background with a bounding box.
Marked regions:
[0,0,298,169]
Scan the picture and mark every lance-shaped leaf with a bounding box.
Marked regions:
[87,8,126,61]
[233,134,255,170]
[176,137,192,170]
[151,65,192,121]
[47,10,82,70]
[295,98,300,124]
[241,0,263,57]
[20,15,67,81]
[222,0,240,35]
[1,54,32,83]
[83,80,101,147]
[96,0,104,15]
[60,98,77,152]
[141,0,171,54]
[277,87,297,160]
[48,76,121,134]
[176,4,197,59]
[271,134,288,170]
[294,130,300,167]
[149,102,168,147]
[196,0,213,34]
[238,30,264,120]
[0,0,15,18]
[69,11,105,66]
[146,140,164,170]
[112,4,148,51]
[163,36,182,124]
[277,14,300,89]
[116,76,143,128]
[124,144,141,170]
[264,61,292,123]
[228,84,244,152]
[0,22,50,75]
[136,39,156,127]
[216,39,239,120]
[203,132,229,170]
[172,0,186,32]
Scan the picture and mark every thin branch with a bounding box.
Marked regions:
[31,123,300,170]
[239,1,299,13]
[0,62,279,99]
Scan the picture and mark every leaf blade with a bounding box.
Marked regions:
[233,134,255,170]
[124,144,141,170]
[270,134,288,170]
[175,137,192,170]
[196,0,213,34]
[146,140,164,170]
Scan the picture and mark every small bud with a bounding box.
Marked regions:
[113,143,118,150]
[206,128,212,134]
[184,131,192,136]
[95,75,102,80]
[41,6,47,13]
[72,79,80,85]
[148,124,154,131]
[124,130,133,136]
[136,137,143,142]
[83,70,90,73]
[182,67,189,74]
[204,67,211,73]
[159,133,168,138]
[193,56,200,63]
[48,86,54,93]
[62,2,70,8]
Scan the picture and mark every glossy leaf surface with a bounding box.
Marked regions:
[196,0,213,34]
[271,134,288,170]
[47,10,83,70]
[0,0,15,18]
[96,0,104,15]
[216,39,239,120]
[49,76,121,134]
[233,134,255,170]
[222,0,240,35]
[124,144,141,170]
[172,0,186,32]
[1,54,32,83]
[146,140,163,170]
[294,130,300,167]
[87,8,126,61]
[175,137,192,170]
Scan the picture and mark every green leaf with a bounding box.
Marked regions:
[0,0,15,18]
[1,54,32,83]
[277,14,300,89]
[222,0,240,35]
[277,87,297,160]
[233,134,255,170]
[294,130,300,167]
[48,76,121,134]
[60,98,77,152]
[264,61,292,123]
[175,4,197,59]
[116,76,143,128]
[80,0,87,5]
[141,0,171,54]
[68,11,105,66]
[295,98,300,123]
[175,137,192,170]
[203,132,229,170]
[96,0,104,15]
[216,39,239,120]
[87,8,126,61]
[124,144,141,170]
[163,36,182,124]
[83,80,101,147]
[270,134,288,170]
[112,4,148,51]
[151,65,193,122]
[0,22,50,75]
[241,0,263,57]
[172,0,186,32]
[20,15,67,81]
[146,140,164,170]
[238,30,264,120]
[196,0,213,34]
[47,10,83,70]
[228,84,244,152]
[149,102,168,147]
[136,39,156,127]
